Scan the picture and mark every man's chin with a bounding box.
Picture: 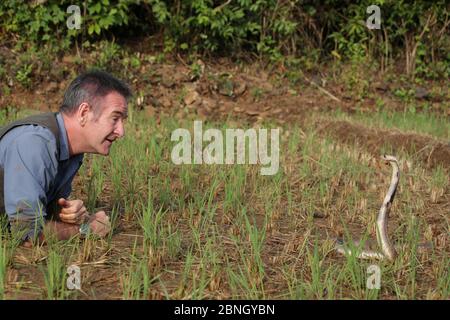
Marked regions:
[95,147,110,156]
[98,142,113,155]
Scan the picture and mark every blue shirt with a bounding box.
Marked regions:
[0,113,83,239]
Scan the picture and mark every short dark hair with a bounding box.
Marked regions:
[60,70,132,115]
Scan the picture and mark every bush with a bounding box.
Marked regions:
[0,0,448,76]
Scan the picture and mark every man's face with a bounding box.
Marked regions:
[85,91,128,155]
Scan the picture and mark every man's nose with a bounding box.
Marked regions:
[115,120,125,138]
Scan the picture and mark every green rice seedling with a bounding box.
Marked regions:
[189,256,209,299]
[155,173,174,211]
[199,234,223,294]
[227,260,265,300]
[189,177,219,236]
[284,179,296,217]
[175,248,195,299]
[147,129,163,164]
[0,239,8,299]
[164,223,182,260]
[106,204,121,246]
[428,165,448,203]
[121,241,140,299]
[122,240,158,300]
[281,265,306,299]
[140,201,165,249]
[402,212,422,299]
[226,216,266,299]
[139,185,182,262]
[85,155,105,212]
[187,205,202,251]
[304,238,326,299]
[243,212,266,281]
[334,221,374,299]
[434,256,449,299]
[110,159,124,207]
[223,165,247,215]
[41,249,70,299]
[280,227,316,299]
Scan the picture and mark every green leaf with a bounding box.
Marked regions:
[88,24,95,35]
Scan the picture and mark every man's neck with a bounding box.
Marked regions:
[61,112,83,156]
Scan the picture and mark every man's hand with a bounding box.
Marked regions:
[58,198,88,224]
[22,221,80,247]
[87,211,111,238]
[21,210,111,247]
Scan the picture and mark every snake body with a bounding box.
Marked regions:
[335,155,399,261]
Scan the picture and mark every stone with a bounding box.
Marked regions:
[184,90,200,106]
[233,81,247,96]
[415,87,429,99]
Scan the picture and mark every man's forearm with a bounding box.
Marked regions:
[23,220,80,247]
[44,220,80,240]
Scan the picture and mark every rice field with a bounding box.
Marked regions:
[0,107,448,300]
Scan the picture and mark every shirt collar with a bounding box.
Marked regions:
[55,112,71,161]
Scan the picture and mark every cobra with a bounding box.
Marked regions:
[334,155,400,261]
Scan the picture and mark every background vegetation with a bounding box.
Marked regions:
[0,0,448,77]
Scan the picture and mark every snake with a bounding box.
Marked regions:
[334,155,399,261]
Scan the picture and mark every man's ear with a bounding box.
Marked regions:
[77,102,90,126]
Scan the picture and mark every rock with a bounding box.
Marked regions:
[245,108,260,116]
[184,90,200,106]
[415,87,429,99]
[160,97,172,108]
[271,108,282,115]
[374,81,389,92]
[189,59,206,81]
[260,81,273,92]
[233,81,247,96]
[161,77,176,88]
[45,82,58,93]
[173,71,189,83]
[218,79,234,97]
[202,97,218,111]
[313,211,326,218]
[149,97,162,108]
[311,74,323,86]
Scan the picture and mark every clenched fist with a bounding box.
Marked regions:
[87,211,111,238]
[58,198,88,224]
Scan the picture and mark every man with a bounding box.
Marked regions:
[0,70,132,246]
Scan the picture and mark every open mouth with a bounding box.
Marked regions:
[105,138,115,144]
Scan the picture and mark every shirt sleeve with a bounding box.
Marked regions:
[3,130,58,240]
